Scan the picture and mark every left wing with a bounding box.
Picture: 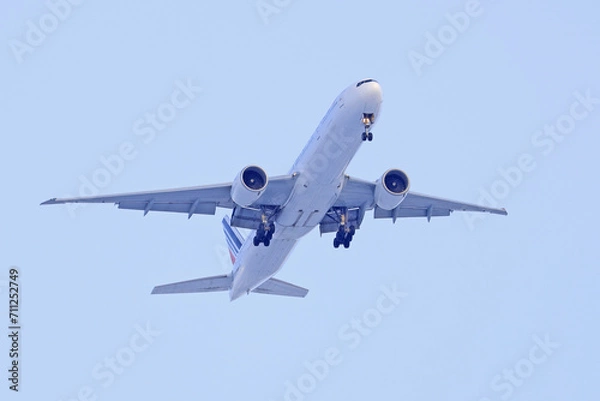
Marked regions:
[41,175,297,218]
[332,175,507,223]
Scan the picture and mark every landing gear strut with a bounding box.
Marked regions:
[332,208,356,249]
[361,113,374,142]
[253,212,275,247]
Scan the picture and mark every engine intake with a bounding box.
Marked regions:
[231,165,268,207]
[374,168,410,210]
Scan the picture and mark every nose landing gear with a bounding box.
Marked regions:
[361,113,374,142]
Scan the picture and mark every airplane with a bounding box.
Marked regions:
[42,78,507,301]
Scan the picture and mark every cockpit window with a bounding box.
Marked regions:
[356,79,377,87]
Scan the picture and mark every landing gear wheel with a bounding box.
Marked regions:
[331,207,359,248]
[361,113,375,142]
[254,211,276,247]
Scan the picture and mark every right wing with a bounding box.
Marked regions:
[41,175,297,218]
[374,191,508,222]
[329,174,507,225]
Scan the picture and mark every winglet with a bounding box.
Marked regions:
[493,208,508,216]
[41,198,58,205]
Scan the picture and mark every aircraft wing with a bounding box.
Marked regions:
[332,176,376,208]
[373,192,507,222]
[41,175,297,218]
[333,175,507,223]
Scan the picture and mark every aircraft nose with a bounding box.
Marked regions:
[354,79,383,123]
[355,78,383,106]
[363,80,383,104]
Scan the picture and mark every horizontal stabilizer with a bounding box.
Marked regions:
[152,275,231,295]
[252,278,309,298]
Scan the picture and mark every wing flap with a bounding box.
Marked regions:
[374,206,451,219]
[118,201,217,215]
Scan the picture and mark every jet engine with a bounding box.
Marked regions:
[374,168,410,210]
[230,165,269,207]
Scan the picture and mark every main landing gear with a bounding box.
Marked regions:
[253,213,275,247]
[332,208,355,249]
[333,224,355,249]
[361,113,374,142]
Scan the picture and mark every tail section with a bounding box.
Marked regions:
[222,215,244,264]
[151,216,308,300]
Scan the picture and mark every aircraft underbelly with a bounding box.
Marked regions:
[276,96,367,231]
[276,183,338,232]
[231,239,298,297]
[229,80,383,299]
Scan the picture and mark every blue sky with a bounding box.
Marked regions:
[1,0,599,400]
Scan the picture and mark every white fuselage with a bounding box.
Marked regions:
[229,80,383,300]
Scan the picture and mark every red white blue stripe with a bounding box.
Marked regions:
[222,216,244,264]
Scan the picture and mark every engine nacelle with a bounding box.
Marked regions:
[374,168,410,210]
[230,165,269,207]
